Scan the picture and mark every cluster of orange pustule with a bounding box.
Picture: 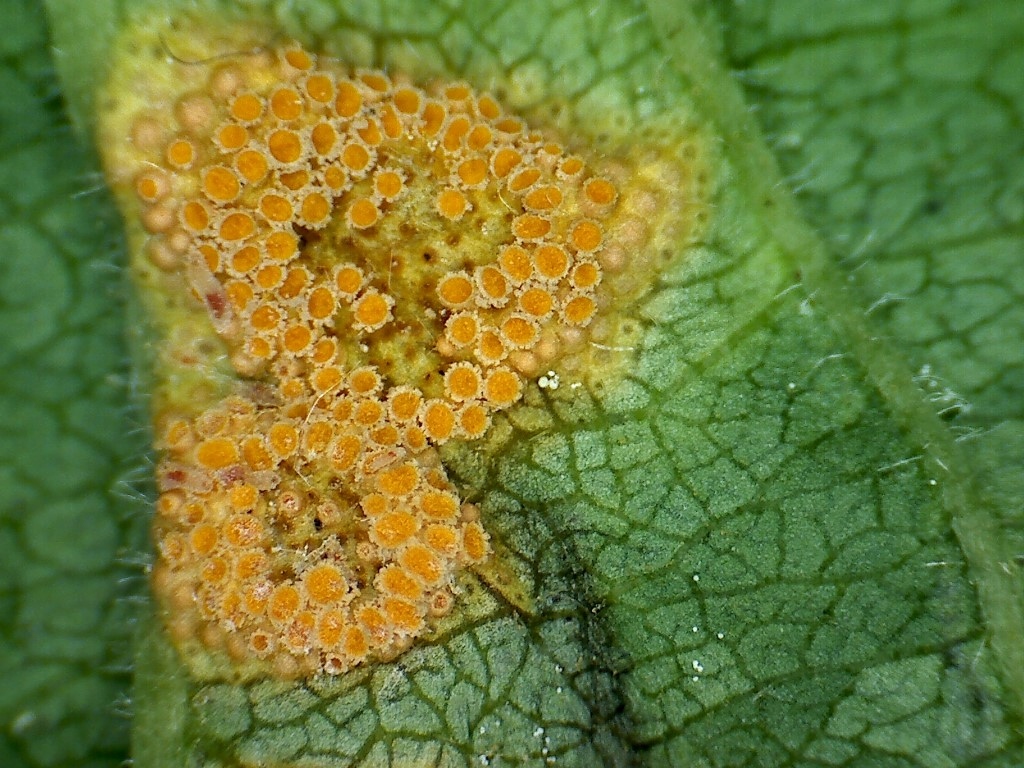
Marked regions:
[132,43,619,676]
[153,392,486,675]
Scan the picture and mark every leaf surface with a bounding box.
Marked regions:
[0,2,145,766]
[0,0,1019,765]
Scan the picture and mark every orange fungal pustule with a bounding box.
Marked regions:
[122,37,640,680]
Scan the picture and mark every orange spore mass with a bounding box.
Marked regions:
[235,149,269,183]
[133,41,620,678]
[436,188,468,220]
[217,122,249,150]
[347,197,379,229]
[196,438,238,469]
[230,93,263,122]
[371,511,420,549]
[437,273,474,307]
[219,212,254,241]
[303,564,347,604]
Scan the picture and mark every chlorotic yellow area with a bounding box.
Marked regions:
[99,18,707,680]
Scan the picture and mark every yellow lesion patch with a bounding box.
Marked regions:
[100,17,707,681]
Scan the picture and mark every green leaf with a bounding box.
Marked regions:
[1,0,1018,766]
[0,2,146,766]
[712,0,1024,615]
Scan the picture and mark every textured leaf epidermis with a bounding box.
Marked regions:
[97,14,712,682]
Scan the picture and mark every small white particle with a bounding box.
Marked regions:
[692,659,704,673]
[717,632,725,640]
[11,711,36,735]
[538,371,560,390]
[693,574,700,582]
[556,686,563,693]
[534,726,545,738]
[692,626,699,633]
[692,675,700,682]
[787,382,796,390]
[777,132,802,149]
[929,479,937,485]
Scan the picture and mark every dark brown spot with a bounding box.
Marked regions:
[206,292,226,318]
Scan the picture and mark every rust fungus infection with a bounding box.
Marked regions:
[103,26,700,680]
